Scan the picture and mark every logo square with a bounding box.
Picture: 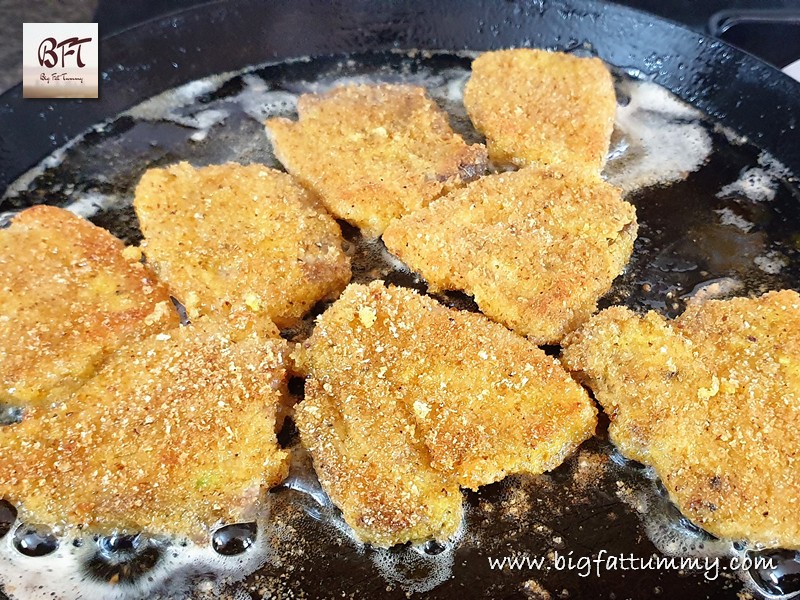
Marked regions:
[23,23,99,99]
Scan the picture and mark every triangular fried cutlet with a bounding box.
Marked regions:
[464,48,616,171]
[383,166,637,344]
[266,84,487,236]
[134,162,351,327]
[294,281,596,546]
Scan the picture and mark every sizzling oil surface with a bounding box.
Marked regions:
[0,51,799,600]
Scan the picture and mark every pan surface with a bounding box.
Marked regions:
[1,2,799,599]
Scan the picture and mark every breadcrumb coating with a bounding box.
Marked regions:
[0,205,179,407]
[134,162,351,327]
[0,312,290,538]
[562,290,800,548]
[383,166,637,344]
[295,281,596,546]
[266,84,488,236]
[464,48,616,171]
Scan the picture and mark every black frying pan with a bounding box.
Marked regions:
[1,0,800,187]
[1,2,800,599]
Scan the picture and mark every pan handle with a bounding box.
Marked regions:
[709,8,800,36]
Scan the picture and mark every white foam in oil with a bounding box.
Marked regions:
[604,79,712,193]
[611,461,800,600]
[682,277,744,303]
[125,75,233,122]
[715,207,756,233]
[236,74,298,123]
[0,518,286,600]
[279,444,466,595]
[64,191,128,218]
[754,250,788,274]
[717,152,793,203]
[370,523,466,595]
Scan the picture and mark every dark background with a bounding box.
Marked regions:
[91,0,800,69]
[2,0,800,94]
[90,0,800,35]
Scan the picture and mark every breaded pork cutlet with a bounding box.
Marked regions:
[383,166,637,345]
[464,48,617,171]
[562,290,800,549]
[294,281,596,546]
[134,162,351,327]
[0,205,178,407]
[266,84,488,236]
[0,312,290,538]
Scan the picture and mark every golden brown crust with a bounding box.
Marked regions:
[464,49,616,171]
[0,205,179,407]
[295,281,596,546]
[266,84,488,236]
[0,311,291,538]
[383,166,637,344]
[298,374,463,548]
[562,290,800,548]
[134,162,351,327]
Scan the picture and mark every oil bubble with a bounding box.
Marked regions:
[422,540,446,556]
[13,524,58,557]
[748,549,800,597]
[0,404,22,426]
[211,522,257,556]
[83,534,161,584]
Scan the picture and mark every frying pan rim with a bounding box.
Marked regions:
[1,0,799,194]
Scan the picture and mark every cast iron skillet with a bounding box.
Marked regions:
[1,0,799,188]
[1,1,800,599]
